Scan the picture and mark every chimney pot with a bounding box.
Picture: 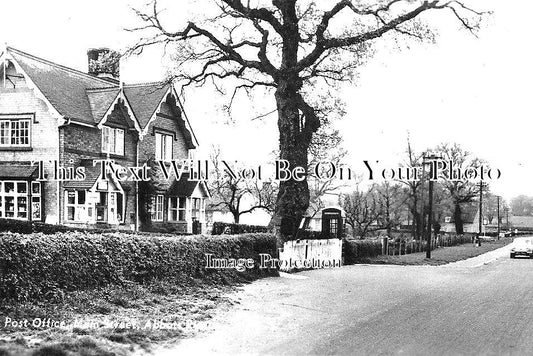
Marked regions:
[87,48,120,82]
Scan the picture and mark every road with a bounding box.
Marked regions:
[158,243,533,356]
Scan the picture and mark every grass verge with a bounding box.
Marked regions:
[0,280,242,356]
[351,238,512,266]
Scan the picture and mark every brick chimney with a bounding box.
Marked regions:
[87,48,120,82]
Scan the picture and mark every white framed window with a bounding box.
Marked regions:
[155,132,173,161]
[0,119,31,147]
[192,198,204,221]
[168,197,186,221]
[0,181,28,220]
[151,195,164,221]
[65,190,90,222]
[31,182,42,221]
[102,126,124,155]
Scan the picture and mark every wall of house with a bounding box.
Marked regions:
[60,105,137,228]
[0,62,60,224]
[138,100,190,163]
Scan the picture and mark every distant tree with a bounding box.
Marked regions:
[433,143,483,234]
[307,128,348,217]
[510,195,533,216]
[341,185,382,239]
[398,136,425,239]
[375,181,407,237]
[483,193,507,225]
[208,147,276,223]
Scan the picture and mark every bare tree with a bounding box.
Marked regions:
[341,185,382,239]
[376,181,407,237]
[307,128,348,217]
[208,147,276,223]
[510,195,533,217]
[129,0,486,243]
[433,142,483,234]
[398,136,426,239]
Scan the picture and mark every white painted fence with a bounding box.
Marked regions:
[278,239,343,271]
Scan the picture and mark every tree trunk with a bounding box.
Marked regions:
[233,212,240,224]
[454,203,464,235]
[269,79,313,246]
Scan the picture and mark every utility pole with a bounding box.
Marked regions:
[423,154,441,259]
[427,177,434,259]
[497,195,500,239]
[478,181,485,246]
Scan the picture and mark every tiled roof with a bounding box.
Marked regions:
[86,87,120,123]
[8,47,116,125]
[123,83,170,129]
[0,165,38,179]
[167,173,207,197]
[4,47,181,132]
[63,165,102,190]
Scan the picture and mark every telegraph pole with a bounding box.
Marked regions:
[423,154,441,259]
[497,196,501,239]
[478,181,486,246]
[427,177,434,259]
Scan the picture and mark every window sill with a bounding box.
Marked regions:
[99,152,125,159]
[0,147,33,151]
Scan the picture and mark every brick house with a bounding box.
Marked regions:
[0,46,209,233]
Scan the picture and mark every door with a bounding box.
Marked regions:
[322,208,342,239]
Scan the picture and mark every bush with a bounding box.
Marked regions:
[0,231,277,302]
[0,218,134,235]
[211,222,268,235]
[343,239,382,263]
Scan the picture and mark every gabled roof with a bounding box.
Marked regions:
[6,47,115,125]
[86,87,121,123]
[168,173,209,198]
[63,165,103,190]
[1,47,198,145]
[123,83,170,129]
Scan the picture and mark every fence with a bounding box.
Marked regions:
[385,233,475,256]
[345,233,477,260]
[278,239,343,271]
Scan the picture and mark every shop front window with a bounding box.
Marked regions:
[0,181,29,220]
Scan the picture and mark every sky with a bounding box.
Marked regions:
[1,0,532,204]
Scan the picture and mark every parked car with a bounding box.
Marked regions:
[510,237,533,258]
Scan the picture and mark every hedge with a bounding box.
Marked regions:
[0,218,140,235]
[0,218,191,236]
[343,239,382,264]
[0,231,277,302]
[211,222,269,235]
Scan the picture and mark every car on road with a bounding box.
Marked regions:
[510,237,533,258]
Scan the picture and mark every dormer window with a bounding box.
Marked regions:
[155,132,173,161]
[102,126,124,155]
[0,118,31,148]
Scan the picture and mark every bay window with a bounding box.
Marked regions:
[0,181,35,220]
